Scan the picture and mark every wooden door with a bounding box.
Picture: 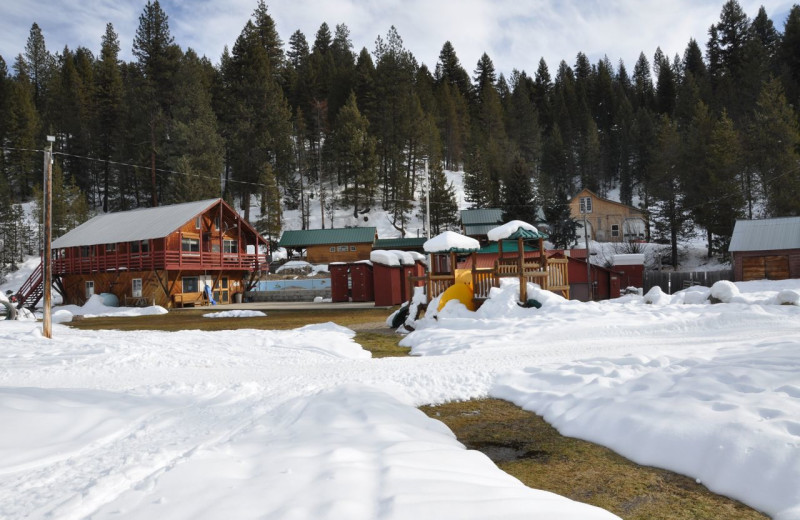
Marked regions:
[765,256,789,280]
[741,256,766,281]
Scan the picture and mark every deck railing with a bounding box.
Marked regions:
[54,250,268,275]
[471,268,497,300]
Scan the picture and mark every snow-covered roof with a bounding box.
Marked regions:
[423,231,480,253]
[370,250,401,267]
[487,220,539,242]
[388,250,415,266]
[729,217,800,252]
[612,254,645,266]
[52,199,220,248]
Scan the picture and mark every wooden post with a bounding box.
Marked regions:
[539,237,547,289]
[42,137,54,339]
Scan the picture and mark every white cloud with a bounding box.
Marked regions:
[0,0,794,78]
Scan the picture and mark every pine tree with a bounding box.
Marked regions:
[501,155,537,224]
[94,23,124,212]
[325,92,378,218]
[425,158,459,234]
[780,5,800,106]
[24,22,55,115]
[648,115,691,266]
[6,56,39,200]
[256,162,282,248]
[168,49,224,203]
[32,162,89,241]
[132,0,179,206]
[747,78,800,217]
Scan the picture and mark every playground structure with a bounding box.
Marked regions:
[424,223,570,309]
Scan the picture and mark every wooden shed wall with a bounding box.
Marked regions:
[306,243,373,264]
[732,249,800,281]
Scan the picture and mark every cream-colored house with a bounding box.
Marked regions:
[569,189,647,242]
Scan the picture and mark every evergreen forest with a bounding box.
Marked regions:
[2,0,800,275]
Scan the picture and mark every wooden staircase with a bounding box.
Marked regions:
[14,262,44,310]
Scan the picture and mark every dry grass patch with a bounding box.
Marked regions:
[421,398,767,520]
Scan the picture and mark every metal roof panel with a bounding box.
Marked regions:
[278,227,377,247]
[729,217,800,252]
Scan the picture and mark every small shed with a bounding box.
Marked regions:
[564,255,622,301]
[350,261,374,302]
[729,217,800,281]
[371,250,404,306]
[612,254,645,289]
[278,227,377,264]
[328,262,351,302]
[373,237,427,253]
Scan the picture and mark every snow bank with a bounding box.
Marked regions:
[203,310,267,318]
[487,220,538,241]
[423,231,479,253]
[54,294,168,319]
[493,341,800,520]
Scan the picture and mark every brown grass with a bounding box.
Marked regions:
[420,398,768,520]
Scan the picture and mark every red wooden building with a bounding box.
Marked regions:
[15,199,269,309]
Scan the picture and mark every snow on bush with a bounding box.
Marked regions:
[710,280,740,303]
[777,289,800,306]
[203,310,267,318]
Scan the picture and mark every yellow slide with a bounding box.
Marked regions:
[437,269,475,311]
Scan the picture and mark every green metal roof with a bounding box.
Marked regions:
[506,228,549,240]
[374,237,427,249]
[477,240,539,253]
[278,227,377,247]
[464,224,499,236]
[460,208,503,226]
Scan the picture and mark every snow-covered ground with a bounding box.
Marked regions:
[1,278,799,519]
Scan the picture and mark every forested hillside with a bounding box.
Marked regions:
[1,0,800,274]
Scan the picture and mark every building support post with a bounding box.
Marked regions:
[43,136,55,338]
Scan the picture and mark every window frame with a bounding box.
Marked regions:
[182,276,199,293]
[85,280,94,299]
[132,278,143,297]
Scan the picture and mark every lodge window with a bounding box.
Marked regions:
[350,245,357,252]
[130,240,150,254]
[330,247,336,252]
[182,276,199,293]
[338,245,348,252]
[105,243,117,253]
[80,245,93,257]
[580,196,593,214]
[224,239,238,254]
[611,224,620,237]
[214,217,220,230]
[212,243,221,253]
[85,281,94,298]
[132,278,143,297]
[181,237,200,252]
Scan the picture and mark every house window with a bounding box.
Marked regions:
[214,217,220,230]
[131,240,150,254]
[338,245,348,252]
[182,276,199,293]
[132,278,143,297]
[105,243,117,253]
[330,247,336,252]
[81,245,93,257]
[579,196,593,214]
[611,224,620,237]
[212,243,221,253]
[224,239,238,254]
[85,281,94,298]
[195,216,201,229]
[350,245,357,251]
[181,237,200,252]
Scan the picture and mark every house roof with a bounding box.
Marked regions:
[461,208,503,226]
[278,227,377,248]
[729,217,800,252]
[570,188,644,216]
[373,237,427,250]
[52,198,222,248]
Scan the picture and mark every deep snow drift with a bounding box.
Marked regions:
[1,279,799,519]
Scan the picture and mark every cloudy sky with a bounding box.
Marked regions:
[0,0,795,78]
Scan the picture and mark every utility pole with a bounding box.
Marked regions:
[580,195,592,302]
[43,136,55,339]
[424,158,431,240]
